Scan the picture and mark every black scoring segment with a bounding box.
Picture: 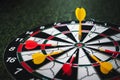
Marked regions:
[54,25,77,42]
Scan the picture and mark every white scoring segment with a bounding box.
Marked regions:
[78,48,91,65]
[43,27,75,43]
[83,24,109,43]
[86,37,111,45]
[110,33,120,41]
[77,66,100,80]
[111,59,120,73]
[36,61,60,78]
[21,50,42,61]
[86,33,120,45]
[55,34,75,43]
[67,23,79,42]
[77,49,100,80]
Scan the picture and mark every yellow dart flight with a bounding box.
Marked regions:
[91,54,113,74]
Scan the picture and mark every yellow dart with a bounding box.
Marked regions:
[32,52,46,65]
[90,54,113,74]
[32,50,63,65]
[75,7,86,40]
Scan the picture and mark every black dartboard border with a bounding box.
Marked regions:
[3,20,120,80]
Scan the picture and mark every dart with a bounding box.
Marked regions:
[62,54,76,76]
[84,49,113,74]
[75,7,86,40]
[90,54,113,74]
[32,50,63,64]
[99,47,120,54]
[25,40,56,49]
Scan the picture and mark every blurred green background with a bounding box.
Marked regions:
[0,0,120,80]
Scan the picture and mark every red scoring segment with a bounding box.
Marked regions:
[25,40,53,50]
[17,44,24,53]
[21,62,33,73]
[47,36,54,40]
[113,41,119,46]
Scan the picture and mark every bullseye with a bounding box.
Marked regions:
[77,43,82,47]
[75,43,85,48]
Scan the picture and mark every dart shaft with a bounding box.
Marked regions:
[70,56,75,64]
[39,44,52,46]
[90,55,101,63]
[39,44,54,50]
[47,50,63,56]
[99,48,120,54]
[79,22,82,35]
[105,49,120,54]
[78,21,82,40]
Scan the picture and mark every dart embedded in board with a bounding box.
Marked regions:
[62,54,76,76]
[99,47,120,58]
[25,40,57,50]
[85,49,113,74]
[99,47,120,54]
[75,7,86,40]
[32,50,63,65]
[90,54,113,74]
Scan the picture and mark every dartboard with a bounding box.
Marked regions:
[4,21,120,80]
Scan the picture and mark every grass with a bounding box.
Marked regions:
[0,0,120,80]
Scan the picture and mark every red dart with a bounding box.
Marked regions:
[99,48,120,54]
[62,54,76,76]
[25,40,55,50]
[25,40,38,49]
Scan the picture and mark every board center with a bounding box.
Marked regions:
[74,43,85,48]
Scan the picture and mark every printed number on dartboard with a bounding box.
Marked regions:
[9,47,16,51]
[6,57,17,63]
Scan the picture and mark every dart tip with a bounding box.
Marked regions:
[51,44,57,46]
[73,54,76,57]
[99,47,105,51]
[58,49,64,53]
[49,50,64,56]
[78,35,81,40]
